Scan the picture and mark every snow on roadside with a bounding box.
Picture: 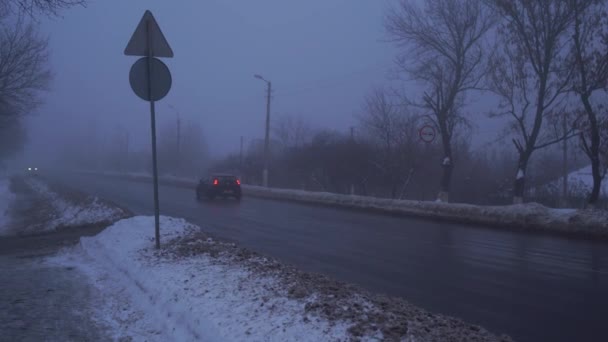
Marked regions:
[80,170,608,238]
[243,185,608,238]
[49,216,350,341]
[536,164,608,198]
[48,241,167,341]
[24,177,129,232]
[48,216,511,342]
[0,177,14,234]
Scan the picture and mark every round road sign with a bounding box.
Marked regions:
[419,125,436,143]
[129,57,172,101]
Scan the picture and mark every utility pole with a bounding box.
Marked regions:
[350,126,355,140]
[264,81,271,187]
[125,131,130,172]
[176,112,181,174]
[255,74,272,187]
[562,114,568,203]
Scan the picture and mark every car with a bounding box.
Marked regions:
[26,167,40,176]
[196,174,242,201]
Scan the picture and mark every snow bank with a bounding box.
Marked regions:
[24,177,130,232]
[80,170,608,238]
[243,186,608,238]
[48,216,510,342]
[538,165,608,199]
[0,178,14,233]
[51,217,349,341]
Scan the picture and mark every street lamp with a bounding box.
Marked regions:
[254,74,272,187]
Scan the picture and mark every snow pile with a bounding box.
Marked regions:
[0,178,14,232]
[244,186,608,238]
[49,216,510,342]
[52,217,348,341]
[534,165,608,200]
[24,177,130,232]
[79,170,608,238]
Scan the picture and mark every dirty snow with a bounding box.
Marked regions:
[48,216,510,342]
[24,177,129,232]
[0,178,14,234]
[560,165,607,197]
[80,170,608,238]
[48,216,351,342]
[243,186,608,238]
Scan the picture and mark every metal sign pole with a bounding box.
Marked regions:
[125,10,173,250]
[150,100,161,249]
[146,20,161,249]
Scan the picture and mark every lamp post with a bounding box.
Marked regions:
[254,74,272,187]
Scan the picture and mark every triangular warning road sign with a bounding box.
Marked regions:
[125,10,174,58]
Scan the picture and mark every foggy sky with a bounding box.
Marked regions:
[23,0,500,164]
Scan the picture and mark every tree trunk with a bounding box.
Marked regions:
[589,157,602,208]
[581,94,602,206]
[437,115,453,202]
[438,156,453,202]
[513,154,529,204]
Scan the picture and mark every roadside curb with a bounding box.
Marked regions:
[76,171,608,240]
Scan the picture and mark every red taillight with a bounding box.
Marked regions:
[236,179,241,185]
[213,179,219,186]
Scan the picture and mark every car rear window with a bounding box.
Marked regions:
[213,176,236,181]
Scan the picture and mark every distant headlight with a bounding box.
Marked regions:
[28,167,32,171]
[34,168,38,171]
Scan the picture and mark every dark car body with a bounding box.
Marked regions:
[196,174,242,200]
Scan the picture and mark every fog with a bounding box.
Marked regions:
[18,0,505,166]
[21,0,388,161]
[3,0,603,207]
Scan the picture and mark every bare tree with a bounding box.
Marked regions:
[600,115,608,178]
[567,0,608,206]
[359,87,423,198]
[386,0,495,202]
[486,0,587,203]
[360,87,401,197]
[0,16,50,122]
[0,116,25,162]
[360,88,401,161]
[0,15,50,160]
[2,0,84,15]
[272,114,313,149]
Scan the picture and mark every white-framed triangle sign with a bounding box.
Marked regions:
[124,10,173,58]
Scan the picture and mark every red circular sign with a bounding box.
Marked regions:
[419,125,436,143]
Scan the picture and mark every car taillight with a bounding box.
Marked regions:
[236,179,241,185]
[213,179,219,186]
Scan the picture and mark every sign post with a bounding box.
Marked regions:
[125,10,174,249]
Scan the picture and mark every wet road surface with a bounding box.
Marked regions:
[52,173,608,342]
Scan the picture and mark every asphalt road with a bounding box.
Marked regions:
[52,173,608,342]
